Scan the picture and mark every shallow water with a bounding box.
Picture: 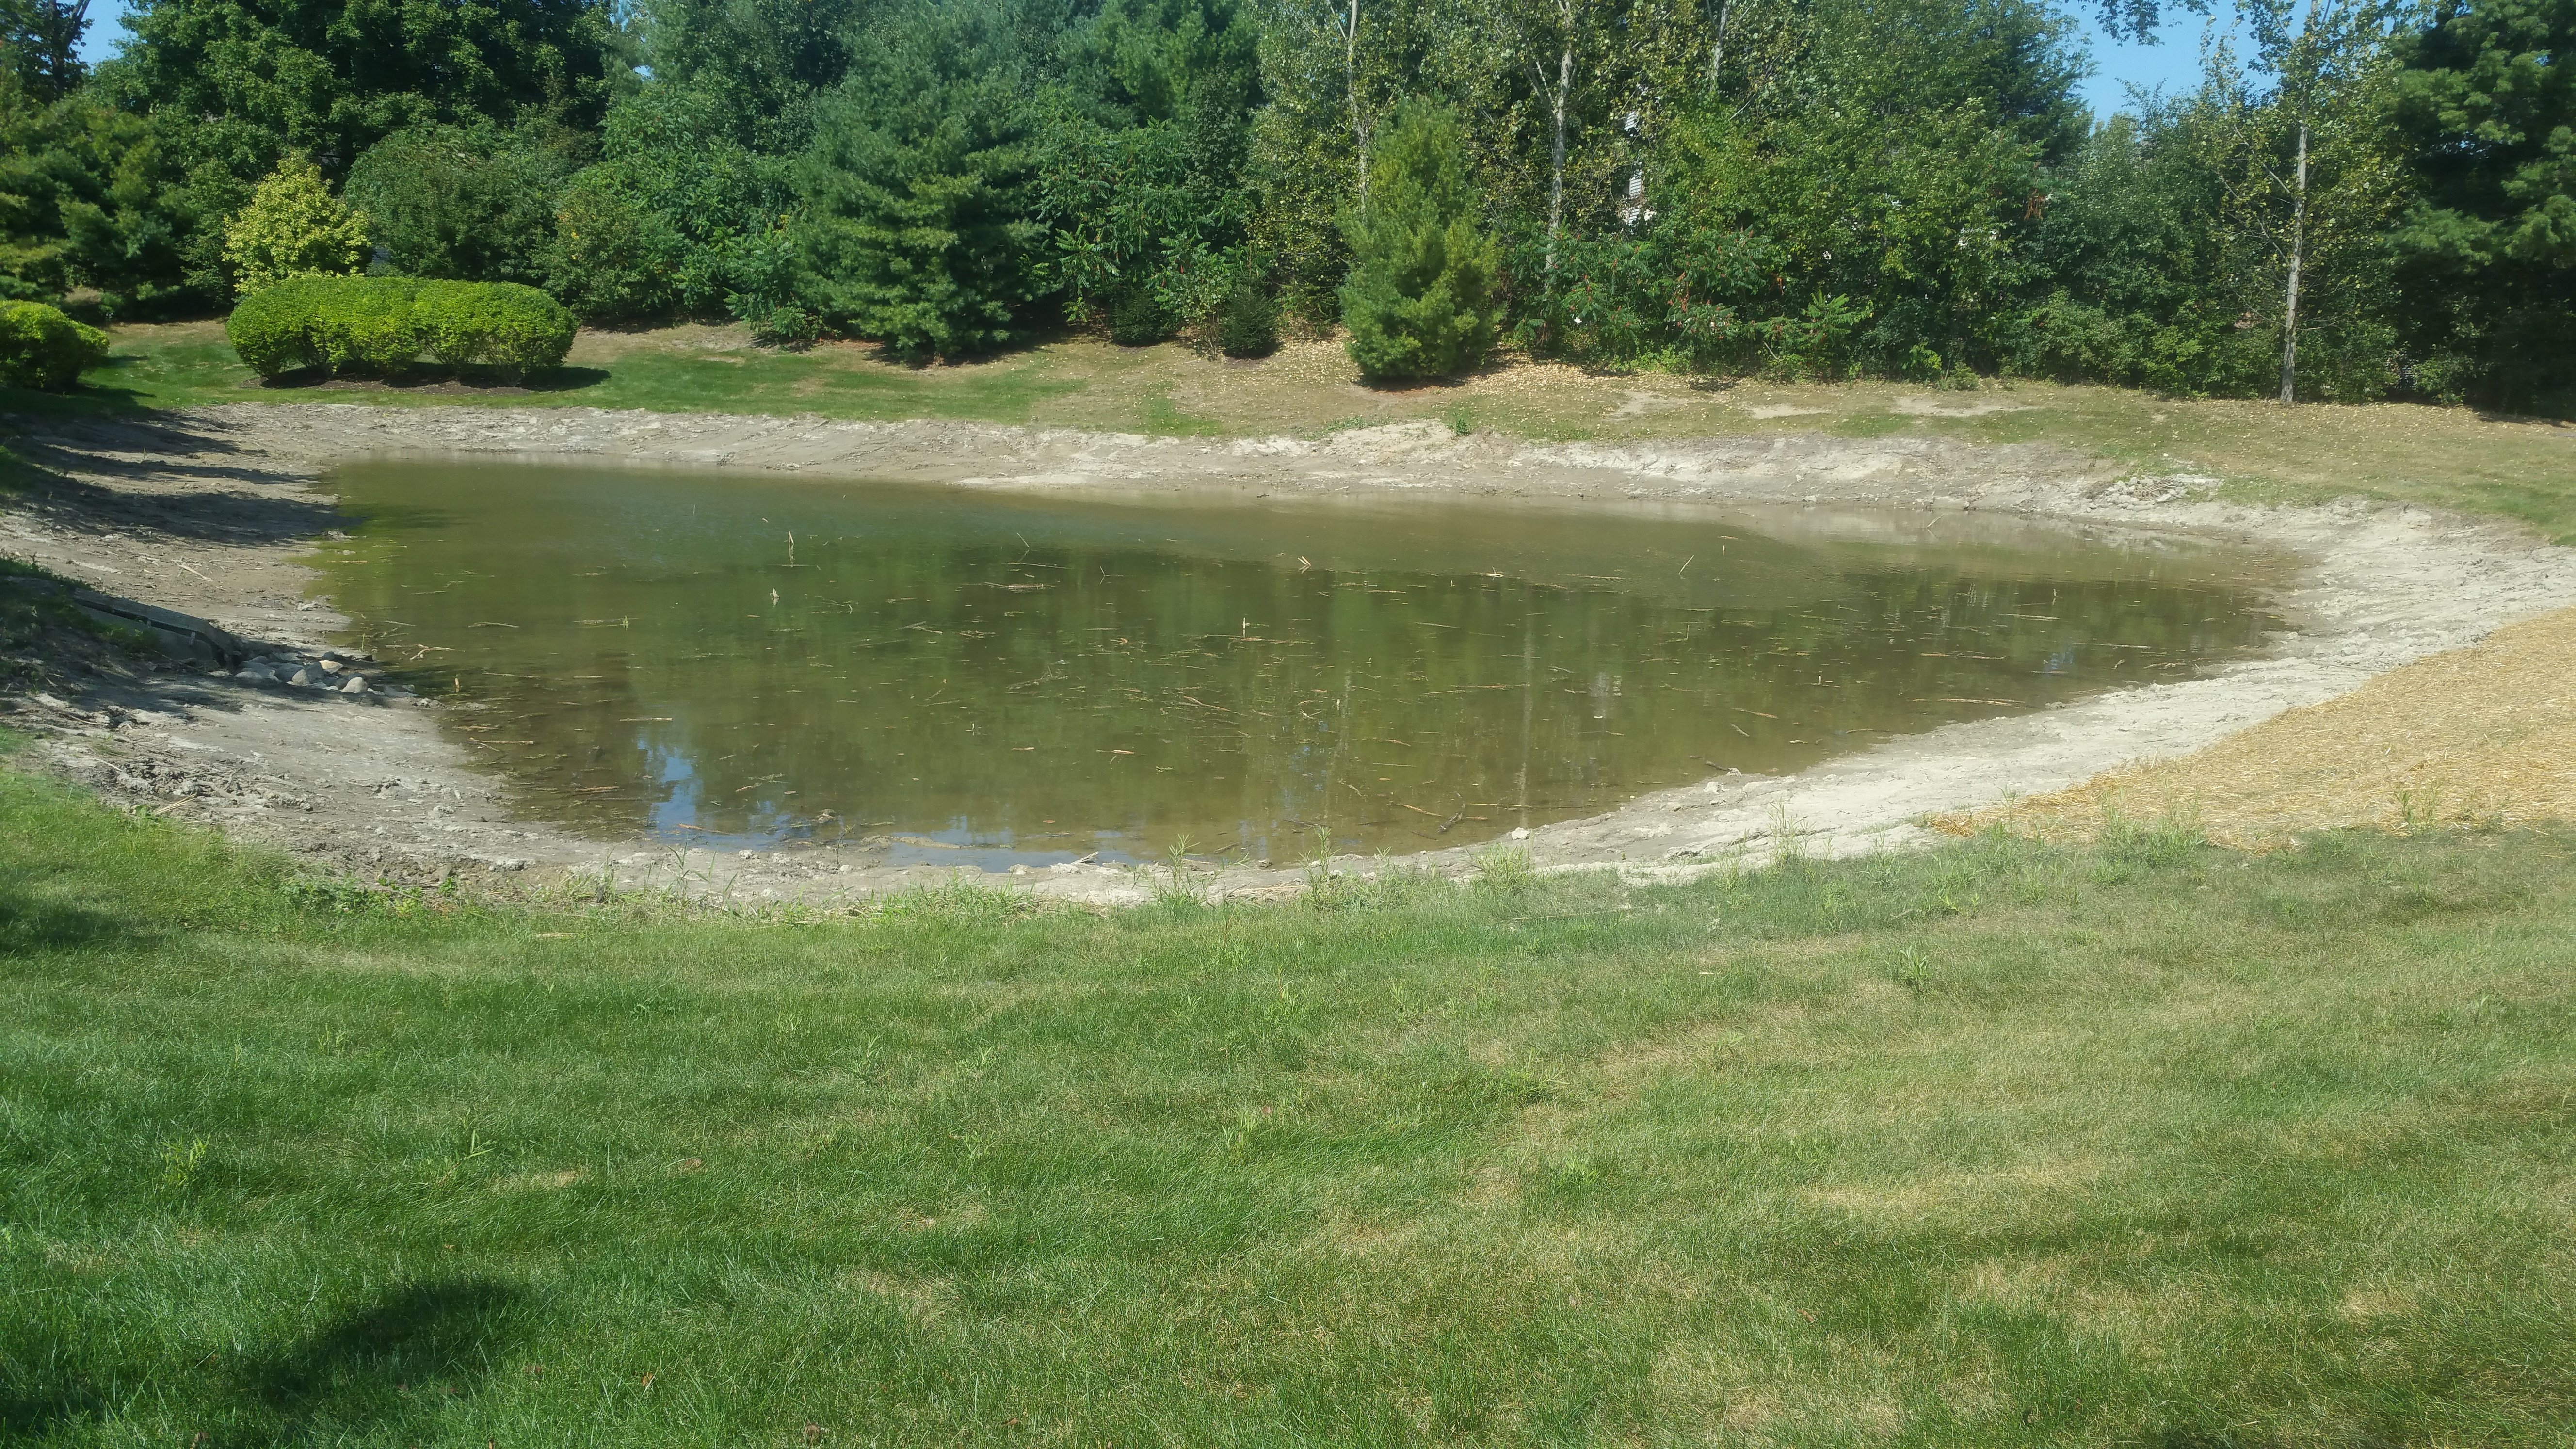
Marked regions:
[316,462,2286,864]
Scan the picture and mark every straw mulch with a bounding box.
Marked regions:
[1934,604,2576,849]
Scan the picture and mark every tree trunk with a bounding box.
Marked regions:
[2279,121,2307,405]
[29,0,90,101]
[1708,0,1731,93]
[1345,0,1368,206]
[1544,46,1571,274]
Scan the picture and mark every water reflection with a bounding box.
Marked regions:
[316,463,2286,861]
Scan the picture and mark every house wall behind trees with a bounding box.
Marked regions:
[0,0,2566,409]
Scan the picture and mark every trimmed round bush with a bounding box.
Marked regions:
[0,300,111,391]
[311,277,425,375]
[226,276,577,382]
[225,278,335,376]
[412,281,577,380]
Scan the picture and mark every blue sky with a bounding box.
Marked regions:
[2070,7,2235,114]
[74,1,2226,121]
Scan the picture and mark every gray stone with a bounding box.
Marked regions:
[289,668,320,687]
[234,668,272,684]
[340,676,368,694]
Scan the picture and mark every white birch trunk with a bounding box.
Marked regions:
[2279,121,2307,405]
[1708,0,1731,92]
[1544,46,1571,274]
[1345,0,1368,206]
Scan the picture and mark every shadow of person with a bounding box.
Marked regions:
[241,1276,530,1443]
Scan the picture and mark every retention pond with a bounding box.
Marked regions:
[317,462,2289,866]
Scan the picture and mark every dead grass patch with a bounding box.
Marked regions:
[845,1267,956,1321]
[1803,1159,2106,1224]
[492,1166,589,1191]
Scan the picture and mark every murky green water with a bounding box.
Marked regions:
[316,461,2286,864]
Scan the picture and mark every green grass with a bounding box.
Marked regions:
[7,759,2576,1446]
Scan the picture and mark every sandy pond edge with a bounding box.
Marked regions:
[8,401,2576,907]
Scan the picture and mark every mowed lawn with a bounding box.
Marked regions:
[4,756,2574,1447]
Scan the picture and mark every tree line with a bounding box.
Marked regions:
[0,0,2567,406]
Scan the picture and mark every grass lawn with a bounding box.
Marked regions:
[9,320,2574,541]
[6,750,2575,1446]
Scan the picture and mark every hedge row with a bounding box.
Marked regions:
[0,301,111,392]
[227,276,577,381]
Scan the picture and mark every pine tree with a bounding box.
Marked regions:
[1337,101,1498,380]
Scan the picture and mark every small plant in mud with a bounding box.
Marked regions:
[1150,837,1211,908]
[1469,842,1538,893]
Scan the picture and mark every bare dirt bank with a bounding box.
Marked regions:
[6,402,2574,905]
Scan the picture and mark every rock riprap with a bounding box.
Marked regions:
[228,647,405,698]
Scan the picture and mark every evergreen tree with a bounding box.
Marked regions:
[2387,0,2576,410]
[1,0,89,101]
[1,77,195,312]
[1339,101,1498,379]
[797,6,1046,360]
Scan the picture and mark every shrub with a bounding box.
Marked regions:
[311,276,425,375]
[741,304,823,348]
[346,120,587,287]
[222,155,370,296]
[224,276,335,376]
[1338,103,1498,381]
[542,163,689,322]
[1217,282,1279,358]
[0,299,109,390]
[412,281,578,379]
[1108,289,1174,346]
[225,276,576,381]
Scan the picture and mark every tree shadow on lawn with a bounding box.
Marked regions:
[0,874,157,954]
[243,365,612,396]
[1,1277,530,1445]
[239,1276,533,1444]
[0,372,166,421]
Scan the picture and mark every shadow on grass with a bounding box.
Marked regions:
[241,1277,531,1443]
[0,375,163,420]
[0,871,157,954]
[0,1278,529,1443]
[242,365,611,395]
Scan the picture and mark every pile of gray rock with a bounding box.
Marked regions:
[228,648,409,699]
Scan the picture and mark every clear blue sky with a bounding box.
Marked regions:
[75,0,2229,121]
[2071,7,2239,114]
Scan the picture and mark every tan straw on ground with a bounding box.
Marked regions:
[1938,604,2576,849]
